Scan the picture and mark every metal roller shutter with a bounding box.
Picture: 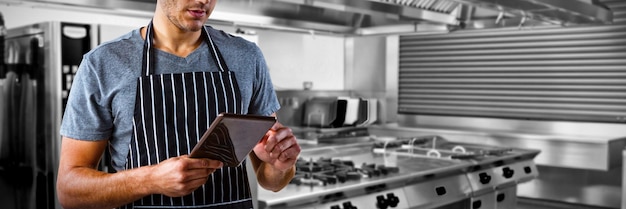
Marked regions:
[398,23,626,123]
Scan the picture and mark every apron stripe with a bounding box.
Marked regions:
[171,75,181,157]
[162,75,174,206]
[226,169,232,201]
[192,73,200,156]
[144,38,151,77]
[131,118,139,168]
[173,75,188,207]
[228,72,238,113]
[162,75,176,197]
[203,72,210,129]
[220,75,229,114]
[138,79,149,166]
[205,30,224,71]
[192,73,208,205]
[209,73,219,119]
[159,75,170,160]
[181,73,190,157]
[216,74,225,114]
[149,77,161,165]
[181,74,198,208]
[148,77,157,206]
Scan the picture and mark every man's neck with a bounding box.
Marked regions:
[144,18,204,58]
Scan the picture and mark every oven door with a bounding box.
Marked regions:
[0,31,41,209]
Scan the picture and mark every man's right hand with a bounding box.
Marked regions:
[57,137,224,209]
[148,155,223,197]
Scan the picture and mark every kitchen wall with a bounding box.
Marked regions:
[255,30,345,90]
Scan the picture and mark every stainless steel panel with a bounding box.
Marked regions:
[486,136,611,171]
[402,174,472,208]
[397,114,626,138]
[623,148,626,209]
[466,168,498,196]
[495,186,517,209]
[471,192,496,209]
[378,119,625,170]
[518,165,622,208]
[313,187,410,209]
[466,160,537,198]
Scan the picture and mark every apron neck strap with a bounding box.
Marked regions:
[141,21,230,76]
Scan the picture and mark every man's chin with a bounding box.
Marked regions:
[186,23,205,32]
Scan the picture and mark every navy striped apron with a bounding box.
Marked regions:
[121,22,253,209]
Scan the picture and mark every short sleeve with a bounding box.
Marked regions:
[248,47,280,116]
[59,55,114,141]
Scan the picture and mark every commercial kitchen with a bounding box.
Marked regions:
[0,0,625,209]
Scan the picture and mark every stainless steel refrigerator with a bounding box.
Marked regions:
[0,21,97,209]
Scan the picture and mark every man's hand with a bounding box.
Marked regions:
[57,138,222,209]
[253,122,301,172]
[148,155,223,197]
[251,121,301,192]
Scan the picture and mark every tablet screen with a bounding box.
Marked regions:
[189,113,276,167]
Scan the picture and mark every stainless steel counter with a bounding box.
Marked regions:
[258,142,467,207]
[257,135,540,209]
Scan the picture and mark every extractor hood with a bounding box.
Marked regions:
[9,0,614,35]
[455,0,614,29]
[212,0,461,35]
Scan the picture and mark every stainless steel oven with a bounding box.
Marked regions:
[0,21,97,209]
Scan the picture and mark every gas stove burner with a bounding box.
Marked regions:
[290,157,399,186]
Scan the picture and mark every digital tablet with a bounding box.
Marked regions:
[189,113,277,167]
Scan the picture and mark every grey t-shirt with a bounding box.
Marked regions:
[60,26,280,171]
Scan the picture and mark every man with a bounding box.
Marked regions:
[56,0,300,208]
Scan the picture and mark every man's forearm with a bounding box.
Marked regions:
[250,154,295,192]
[57,166,153,209]
[256,163,295,192]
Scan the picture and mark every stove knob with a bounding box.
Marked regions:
[376,195,388,209]
[502,167,515,179]
[479,172,491,184]
[497,193,506,202]
[343,201,357,209]
[435,186,447,196]
[524,166,532,174]
[472,200,482,209]
[330,205,341,209]
[386,193,399,207]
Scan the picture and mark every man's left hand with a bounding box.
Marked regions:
[253,122,300,171]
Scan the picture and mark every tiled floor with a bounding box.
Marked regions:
[518,198,616,209]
